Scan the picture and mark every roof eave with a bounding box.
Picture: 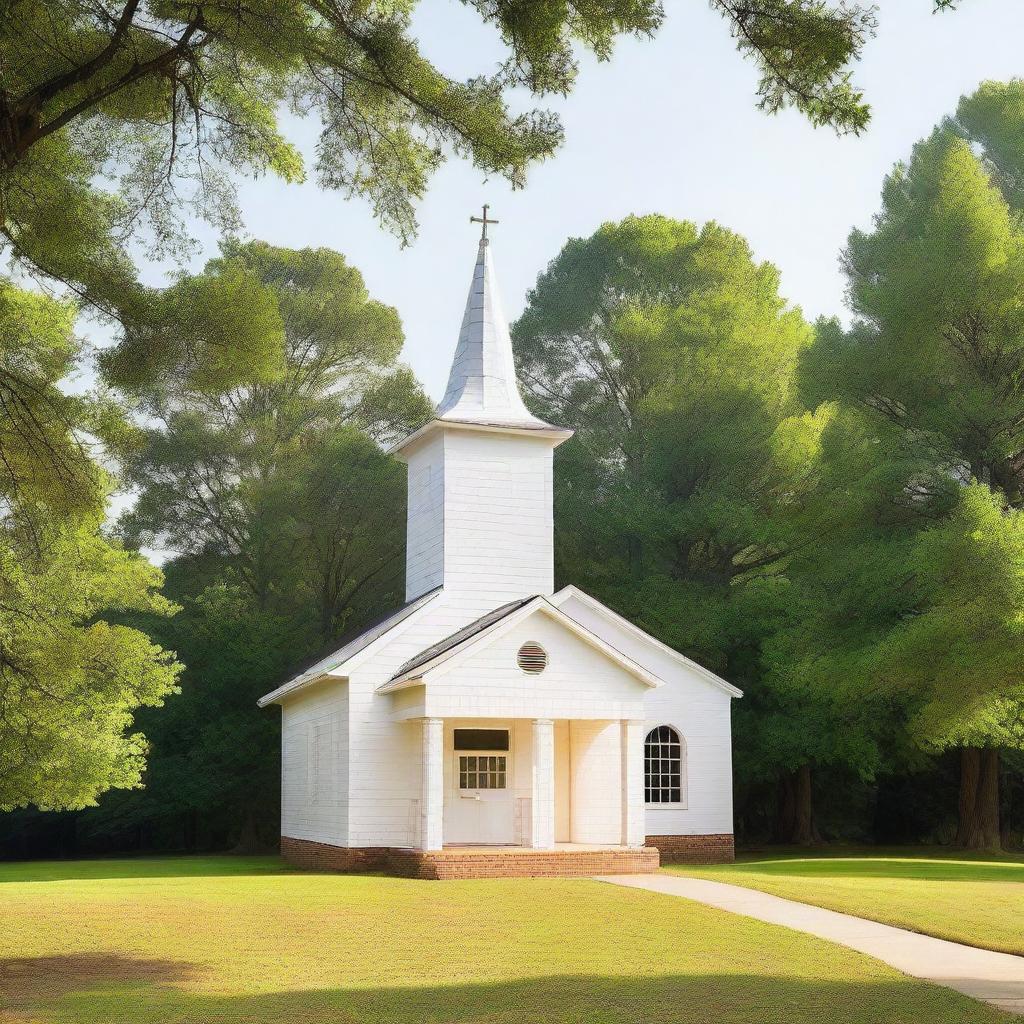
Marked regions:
[257,671,345,708]
[552,584,744,698]
[376,674,424,694]
[256,587,443,707]
[389,418,574,460]
[376,596,664,693]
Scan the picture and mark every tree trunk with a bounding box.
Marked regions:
[955,747,1001,851]
[775,763,820,845]
[233,810,270,854]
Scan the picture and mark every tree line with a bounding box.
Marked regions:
[1,0,1022,855]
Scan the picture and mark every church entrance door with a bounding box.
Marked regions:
[445,727,515,845]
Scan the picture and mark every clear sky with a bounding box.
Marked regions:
[141,0,1024,405]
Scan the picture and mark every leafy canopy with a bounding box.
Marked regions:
[0,512,182,811]
[791,83,1024,761]
[0,1,965,324]
[122,241,429,633]
[0,280,182,811]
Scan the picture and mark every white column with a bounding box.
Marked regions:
[531,718,556,849]
[420,718,444,851]
[621,719,646,847]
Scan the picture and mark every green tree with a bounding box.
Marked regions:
[514,214,861,842]
[81,576,309,852]
[954,78,1024,212]
[878,486,1024,849]
[0,511,182,811]
[0,282,181,811]
[759,401,955,842]
[0,0,966,315]
[266,429,409,638]
[123,241,429,631]
[799,104,1024,847]
[0,279,116,527]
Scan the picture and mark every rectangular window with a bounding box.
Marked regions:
[458,754,507,789]
[454,729,509,751]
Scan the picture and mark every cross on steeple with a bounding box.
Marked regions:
[470,203,499,241]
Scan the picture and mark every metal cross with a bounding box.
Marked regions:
[470,203,499,240]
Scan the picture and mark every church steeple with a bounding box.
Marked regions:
[393,215,572,605]
[436,221,554,429]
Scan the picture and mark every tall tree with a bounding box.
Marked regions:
[0,511,182,811]
[514,214,857,842]
[0,2,971,495]
[799,105,1024,848]
[0,281,182,811]
[77,576,308,853]
[759,399,954,843]
[123,241,430,630]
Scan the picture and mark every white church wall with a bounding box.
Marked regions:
[280,680,349,845]
[568,720,623,844]
[642,682,734,836]
[404,432,445,602]
[345,671,423,848]
[554,591,736,837]
[441,430,554,601]
[343,592,493,848]
[413,612,648,721]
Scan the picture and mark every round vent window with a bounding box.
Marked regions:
[517,642,548,674]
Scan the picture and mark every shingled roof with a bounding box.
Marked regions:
[388,595,536,682]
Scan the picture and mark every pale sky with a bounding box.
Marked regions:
[135,0,1024,405]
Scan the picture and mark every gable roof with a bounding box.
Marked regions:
[389,595,535,682]
[257,587,441,707]
[550,584,743,698]
[377,595,664,693]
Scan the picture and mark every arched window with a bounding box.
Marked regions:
[645,725,684,805]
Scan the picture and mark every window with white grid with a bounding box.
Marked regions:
[458,754,507,790]
[645,725,683,804]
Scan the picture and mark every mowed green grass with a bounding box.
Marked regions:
[664,847,1024,956]
[0,856,1015,1023]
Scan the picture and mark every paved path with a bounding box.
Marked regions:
[595,873,1024,1014]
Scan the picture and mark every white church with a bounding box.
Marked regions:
[259,217,740,878]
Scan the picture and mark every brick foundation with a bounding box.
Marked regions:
[281,836,660,879]
[280,836,391,872]
[389,846,660,879]
[646,833,735,864]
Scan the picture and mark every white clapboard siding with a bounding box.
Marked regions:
[404,428,555,604]
[280,680,349,845]
[555,590,736,837]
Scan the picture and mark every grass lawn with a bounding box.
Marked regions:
[0,856,1017,1023]
[664,847,1024,957]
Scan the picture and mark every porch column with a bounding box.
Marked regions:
[531,718,556,849]
[621,719,646,847]
[420,717,444,851]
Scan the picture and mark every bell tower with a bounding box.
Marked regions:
[391,210,572,607]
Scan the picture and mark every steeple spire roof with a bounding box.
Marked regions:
[435,237,553,429]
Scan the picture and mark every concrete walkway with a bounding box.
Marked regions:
[596,873,1024,1014]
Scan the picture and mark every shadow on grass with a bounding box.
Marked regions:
[0,855,292,884]
[2,959,1006,1024]
[0,953,198,1003]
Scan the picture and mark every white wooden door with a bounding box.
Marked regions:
[444,727,515,845]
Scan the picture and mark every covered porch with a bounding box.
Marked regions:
[416,717,652,855]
